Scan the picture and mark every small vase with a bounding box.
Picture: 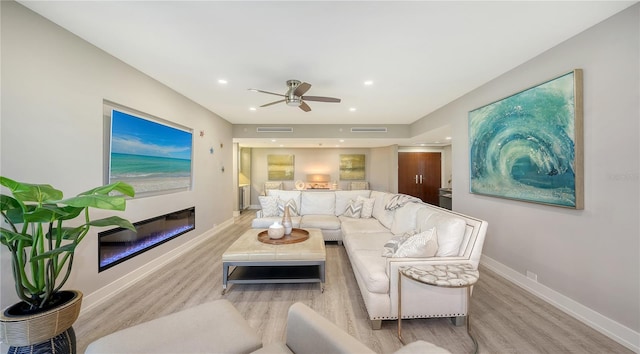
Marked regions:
[282,207,293,235]
[268,221,285,239]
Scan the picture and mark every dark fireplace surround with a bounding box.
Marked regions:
[98,207,195,272]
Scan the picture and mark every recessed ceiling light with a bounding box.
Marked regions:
[249,107,256,111]
[445,136,452,140]
[364,80,373,86]
[218,79,228,84]
[271,139,277,142]
[339,139,345,143]
[349,107,357,112]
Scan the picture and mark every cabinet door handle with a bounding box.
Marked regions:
[415,175,418,184]
[419,175,423,184]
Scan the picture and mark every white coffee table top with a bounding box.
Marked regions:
[223,228,325,262]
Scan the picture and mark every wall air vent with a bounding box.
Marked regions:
[350,127,388,133]
[256,127,294,133]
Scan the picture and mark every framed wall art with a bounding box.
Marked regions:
[468,69,583,209]
[340,154,366,180]
[267,154,295,180]
[104,101,193,197]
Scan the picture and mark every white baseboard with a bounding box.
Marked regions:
[480,255,640,353]
[81,218,234,313]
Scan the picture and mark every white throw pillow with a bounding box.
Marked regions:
[393,228,438,258]
[258,196,279,217]
[342,199,363,218]
[277,198,299,216]
[390,202,423,235]
[420,212,466,257]
[381,233,412,257]
[357,195,375,219]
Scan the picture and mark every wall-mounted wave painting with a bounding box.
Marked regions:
[469,69,583,209]
[107,104,193,196]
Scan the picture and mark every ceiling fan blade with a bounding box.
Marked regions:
[301,96,341,103]
[260,99,285,107]
[293,82,312,96]
[299,101,311,112]
[249,89,286,97]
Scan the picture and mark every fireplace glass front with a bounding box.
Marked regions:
[98,207,195,272]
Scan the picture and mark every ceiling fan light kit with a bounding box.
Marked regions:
[250,79,341,112]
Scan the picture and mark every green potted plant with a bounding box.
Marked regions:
[0,176,136,351]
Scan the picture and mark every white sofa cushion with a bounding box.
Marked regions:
[258,196,279,217]
[390,202,423,235]
[342,199,363,218]
[300,192,335,215]
[340,217,388,234]
[277,198,300,216]
[356,195,375,218]
[371,191,395,229]
[300,215,341,230]
[393,228,438,258]
[381,234,411,257]
[335,190,371,216]
[268,190,301,211]
[419,211,466,257]
[344,232,392,252]
[348,249,389,294]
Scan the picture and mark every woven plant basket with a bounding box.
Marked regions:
[0,290,82,347]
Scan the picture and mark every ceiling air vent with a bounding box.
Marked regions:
[350,127,388,133]
[256,127,294,133]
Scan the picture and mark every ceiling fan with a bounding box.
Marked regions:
[249,80,341,112]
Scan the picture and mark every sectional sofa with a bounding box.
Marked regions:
[252,189,489,328]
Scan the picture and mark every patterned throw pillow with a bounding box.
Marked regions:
[277,198,299,216]
[357,195,375,219]
[258,196,279,217]
[343,199,363,218]
[393,228,439,258]
[382,233,412,257]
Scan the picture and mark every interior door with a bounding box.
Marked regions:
[398,152,441,205]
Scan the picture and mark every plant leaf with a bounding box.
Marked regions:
[22,205,70,223]
[0,177,63,203]
[60,194,127,211]
[0,228,33,246]
[79,182,135,198]
[89,216,136,231]
[0,195,21,212]
[31,243,76,262]
[47,226,85,241]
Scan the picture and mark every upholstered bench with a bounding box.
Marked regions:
[85,299,262,354]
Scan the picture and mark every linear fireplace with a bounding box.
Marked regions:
[98,207,195,272]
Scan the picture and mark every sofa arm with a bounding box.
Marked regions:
[256,210,264,218]
[284,303,376,354]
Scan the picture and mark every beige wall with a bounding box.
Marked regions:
[1,1,234,309]
[412,4,639,340]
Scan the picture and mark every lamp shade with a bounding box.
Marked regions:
[307,174,330,183]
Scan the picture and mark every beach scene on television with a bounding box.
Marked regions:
[110,110,193,195]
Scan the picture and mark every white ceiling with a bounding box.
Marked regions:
[19,1,635,147]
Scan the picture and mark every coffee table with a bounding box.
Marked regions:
[222,228,325,294]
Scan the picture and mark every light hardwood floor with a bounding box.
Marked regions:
[75,210,632,354]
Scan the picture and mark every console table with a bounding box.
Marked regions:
[398,264,479,353]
